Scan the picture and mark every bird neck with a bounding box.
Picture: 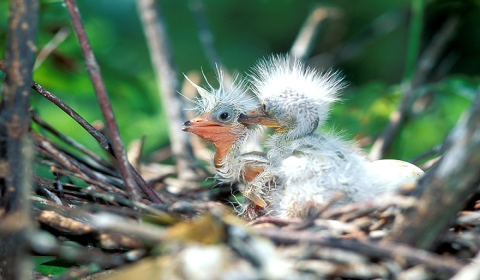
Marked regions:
[213,131,249,182]
[213,141,235,169]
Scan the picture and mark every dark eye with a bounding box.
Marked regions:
[262,101,271,115]
[220,112,230,120]
[214,105,235,123]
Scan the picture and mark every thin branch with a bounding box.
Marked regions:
[408,143,442,164]
[0,61,164,204]
[32,111,116,172]
[450,249,480,280]
[189,0,228,74]
[256,228,465,277]
[0,0,39,279]
[383,87,480,249]
[369,16,460,160]
[63,0,141,202]
[34,26,70,70]
[137,0,200,184]
[403,0,426,83]
[309,8,407,68]
[290,5,332,61]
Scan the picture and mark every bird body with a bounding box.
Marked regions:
[182,70,260,182]
[240,55,424,218]
[181,70,271,218]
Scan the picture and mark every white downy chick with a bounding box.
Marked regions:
[181,69,271,218]
[240,55,423,218]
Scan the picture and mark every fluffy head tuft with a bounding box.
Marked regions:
[250,54,346,138]
[185,68,259,116]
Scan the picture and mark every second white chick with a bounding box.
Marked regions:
[240,55,423,218]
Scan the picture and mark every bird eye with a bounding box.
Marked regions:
[220,112,230,120]
[262,101,272,115]
[215,109,234,123]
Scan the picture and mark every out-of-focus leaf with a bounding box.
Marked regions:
[35,258,78,276]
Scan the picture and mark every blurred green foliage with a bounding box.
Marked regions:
[0,0,479,163]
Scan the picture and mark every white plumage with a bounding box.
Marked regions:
[181,69,270,219]
[240,55,424,218]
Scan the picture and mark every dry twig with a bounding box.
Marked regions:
[369,16,460,160]
[64,0,142,202]
[0,0,38,278]
[137,0,199,184]
[384,88,480,249]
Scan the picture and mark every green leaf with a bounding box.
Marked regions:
[35,258,78,276]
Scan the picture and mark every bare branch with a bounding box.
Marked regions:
[0,61,164,204]
[369,16,460,160]
[256,228,465,277]
[309,8,407,68]
[63,0,141,202]
[137,0,200,185]
[189,0,227,72]
[0,0,38,278]
[383,87,480,249]
[290,5,332,61]
[34,26,70,70]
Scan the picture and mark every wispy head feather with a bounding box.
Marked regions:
[249,54,346,138]
[184,68,259,115]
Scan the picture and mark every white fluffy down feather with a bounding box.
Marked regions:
[246,55,424,218]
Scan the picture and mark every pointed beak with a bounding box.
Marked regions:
[182,114,239,143]
[238,107,282,128]
[182,115,219,133]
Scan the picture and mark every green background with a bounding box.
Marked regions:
[1,0,479,163]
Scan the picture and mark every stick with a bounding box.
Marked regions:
[64,0,141,202]
[189,0,228,74]
[256,228,465,277]
[369,16,459,160]
[34,26,70,70]
[137,0,199,184]
[0,0,39,278]
[383,88,480,250]
[32,112,117,172]
[0,62,164,204]
[290,5,331,61]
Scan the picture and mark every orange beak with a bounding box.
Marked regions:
[238,107,285,132]
[182,113,239,144]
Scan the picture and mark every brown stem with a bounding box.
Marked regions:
[0,0,39,279]
[290,5,331,61]
[383,88,480,250]
[63,0,141,202]
[0,68,164,204]
[369,16,460,160]
[256,228,465,277]
[137,0,200,185]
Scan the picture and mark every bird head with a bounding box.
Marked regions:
[238,55,345,140]
[182,69,259,150]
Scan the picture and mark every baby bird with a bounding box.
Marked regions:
[181,70,271,218]
[239,55,423,218]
